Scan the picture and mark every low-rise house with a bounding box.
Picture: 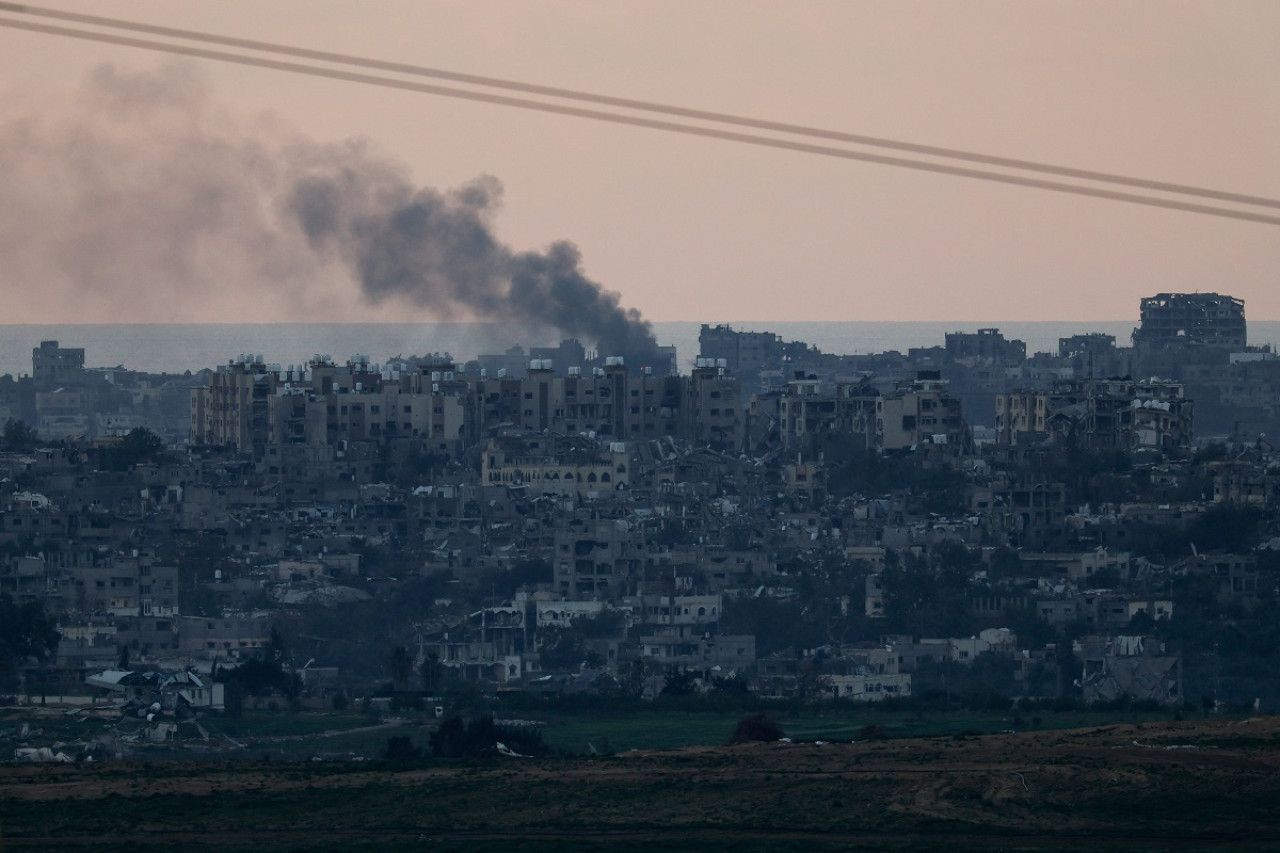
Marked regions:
[536,599,608,629]
[1077,635,1181,705]
[177,614,272,659]
[1020,548,1131,582]
[637,625,755,677]
[827,671,911,702]
[85,668,224,713]
[631,593,722,627]
[1175,553,1261,603]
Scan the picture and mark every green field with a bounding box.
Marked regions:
[2,700,1200,762]
[537,704,1188,753]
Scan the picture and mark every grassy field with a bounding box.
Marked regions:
[3,699,1205,761]
[533,703,1191,754]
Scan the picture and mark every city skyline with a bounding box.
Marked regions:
[1,1,1277,327]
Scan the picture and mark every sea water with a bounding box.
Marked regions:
[2,320,1278,378]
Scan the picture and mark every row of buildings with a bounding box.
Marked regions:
[190,354,741,456]
[2,292,1276,711]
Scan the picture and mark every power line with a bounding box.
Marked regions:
[6,1,1277,213]
[1,9,1278,226]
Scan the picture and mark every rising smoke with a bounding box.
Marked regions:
[0,62,659,365]
[288,164,660,367]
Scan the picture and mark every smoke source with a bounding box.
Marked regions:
[0,62,660,365]
[289,167,660,368]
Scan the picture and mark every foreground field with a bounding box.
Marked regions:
[2,715,1279,851]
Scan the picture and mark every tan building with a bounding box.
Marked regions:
[995,391,1047,445]
[481,436,630,498]
[684,359,743,450]
[878,372,966,452]
[177,614,273,658]
[67,556,179,618]
[553,516,644,600]
[194,353,745,457]
[754,376,880,451]
[193,355,473,456]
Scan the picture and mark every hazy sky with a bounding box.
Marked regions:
[1,1,1277,326]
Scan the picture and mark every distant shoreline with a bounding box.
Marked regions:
[3,320,1278,378]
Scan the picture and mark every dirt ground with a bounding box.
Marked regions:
[2,715,1279,851]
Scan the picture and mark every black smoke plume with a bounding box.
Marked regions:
[289,171,660,368]
[0,62,660,365]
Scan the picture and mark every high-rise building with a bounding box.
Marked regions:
[1134,293,1246,350]
[31,340,85,386]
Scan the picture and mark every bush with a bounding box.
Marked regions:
[727,712,784,745]
[429,715,550,758]
[384,735,422,760]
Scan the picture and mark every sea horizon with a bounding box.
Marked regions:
[4,319,1279,379]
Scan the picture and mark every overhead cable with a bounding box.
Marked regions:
[5,1,1276,212]
[0,6,1277,226]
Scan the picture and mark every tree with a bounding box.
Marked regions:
[429,715,549,758]
[792,661,831,703]
[613,658,651,700]
[1,419,38,452]
[578,608,627,639]
[727,712,784,744]
[429,715,468,757]
[384,735,423,760]
[217,656,292,699]
[419,653,445,694]
[710,673,751,695]
[879,548,977,638]
[720,596,819,657]
[538,625,587,670]
[389,645,413,693]
[1188,505,1263,552]
[660,666,698,697]
[0,595,60,690]
[102,427,169,471]
[160,534,238,617]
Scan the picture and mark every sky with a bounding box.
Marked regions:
[0,1,1277,329]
